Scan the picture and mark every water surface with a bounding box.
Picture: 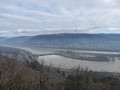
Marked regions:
[38,55,120,73]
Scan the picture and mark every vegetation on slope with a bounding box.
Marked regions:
[0,49,120,90]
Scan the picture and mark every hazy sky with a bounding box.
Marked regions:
[0,0,120,36]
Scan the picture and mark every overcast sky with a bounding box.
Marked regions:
[0,0,120,37]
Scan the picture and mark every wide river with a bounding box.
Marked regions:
[3,45,120,73]
[38,55,120,73]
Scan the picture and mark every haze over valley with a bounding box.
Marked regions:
[1,0,120,89]
[0,33,120,73]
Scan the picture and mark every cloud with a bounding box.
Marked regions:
[0,30,9,34]
[18,29,35,33]
[0,0,120,36]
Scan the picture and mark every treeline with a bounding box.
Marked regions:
[56,51,111,62]
[64,67,120,90]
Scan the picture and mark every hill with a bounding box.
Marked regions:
[1,33,120,51]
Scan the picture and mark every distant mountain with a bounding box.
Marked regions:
[2,36,31,45]
[1,33,120,51]
[0,37,7,40]
[0,37,8,44]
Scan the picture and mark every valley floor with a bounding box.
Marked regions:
[0,46,120,90]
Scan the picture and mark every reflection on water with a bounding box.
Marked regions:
[38,55,120,73]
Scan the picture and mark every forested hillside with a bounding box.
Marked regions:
[1,33,120,51]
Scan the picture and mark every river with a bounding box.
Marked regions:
[3,45,120,73]
[38,55,120,73]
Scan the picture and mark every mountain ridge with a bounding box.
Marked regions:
[1,33,120,51]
